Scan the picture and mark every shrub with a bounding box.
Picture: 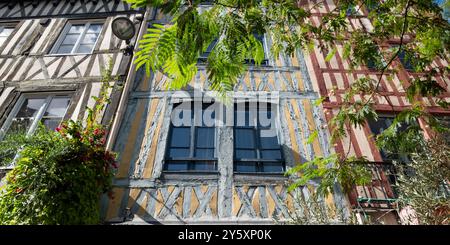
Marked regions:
[0,120,117,225]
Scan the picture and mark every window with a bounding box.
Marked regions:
[50,21,103,54]
[244,33,268,65]
[234,102,284,173]
[366,1,380,13]
[198,34,268,65]
[397,48,414,71]
[366,48,385,70]
[0,94,71,139]
[0,24,15,47]
[164,102,217,172]
[198,38,217,63]
[367,115,413,162]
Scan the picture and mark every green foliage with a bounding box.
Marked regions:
[0,62,118,225]
[286,190,358,225]
[287,154,372,197]
[395,137,450,225]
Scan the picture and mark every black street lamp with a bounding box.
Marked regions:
[111,16,137,56]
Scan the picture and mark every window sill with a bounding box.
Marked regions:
[160,171,219,181]
[44,53,93,57]
[233,172,289,184]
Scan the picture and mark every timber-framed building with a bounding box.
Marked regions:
[0,0,448,225]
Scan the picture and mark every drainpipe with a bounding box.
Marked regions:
[106,7,151,151]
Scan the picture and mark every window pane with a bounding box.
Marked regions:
[62,34,79,45]
[169,148,190,158]
[171,105,193,127]
[0,27,14,46]
[235,109,251,127]
[77,44,94,53]
[397,49,414,70]
[44,97,70,117]
[259,129,279,149]
[80,33,99,44]
[235,162,257,172]
[165,161,188,171]
[193,161,216,171]
[261,162,284,172]
[7,118,33,134]
[0,27,14,37]
[41,118,61,131]
[260,150,282,160]
[0,37,6,46]
[196,127,214,148]
[16,98,46,118]
[195,148,214,159]
[170,127,190,147]
[57,45,74,54]
[68,24,84,34]
[235,149,256,159]
[87,24,102,33]
[368,117,393,135]
[234,128,255,148]
[258,108,273,127]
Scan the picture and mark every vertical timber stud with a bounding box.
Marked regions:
[217,103,234,218]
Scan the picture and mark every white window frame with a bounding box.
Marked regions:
[50,19,104,55]
[0,23,16,47]
[0,93,71,141]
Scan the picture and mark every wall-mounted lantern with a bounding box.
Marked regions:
[111,17,136,56]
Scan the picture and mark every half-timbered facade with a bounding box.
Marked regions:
[0,0,145,180]
[302,0,450,224]
[102,5,349,224]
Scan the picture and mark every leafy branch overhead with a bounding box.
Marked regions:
[127,0,449,97]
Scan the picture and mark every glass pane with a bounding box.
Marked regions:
[260,150,282,160]
[258,108,273,127]
[16,98,46,118]
[234,109,250,127]
[235,162,257,172]
[0,37,6,46]
[169,148,190,158]
[171,104,193,127]
[87,24,103,33]
[368,117,393,135]
[170,127,190,147]
[234,128,255,148]
[193,161,216,171]
[0,27,14,37]
[80,33,99,44]
[235,149,256,159]
[7,118,33,134]
[77,44,94,53]
[261,162,284,172]
[165,161,188,171]
[44,97,70,117]
[41,118,61,131]
[56,44,74,54]
[195,148,214,159]
[62,34,79,45]
[259,129,279,149]
[201,105,216,126]
[68,24,85,34]
[398,49,414,70]
[196,127,215,148]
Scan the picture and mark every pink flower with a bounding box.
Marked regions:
[93,128,100,135]
[55,126,61,132]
